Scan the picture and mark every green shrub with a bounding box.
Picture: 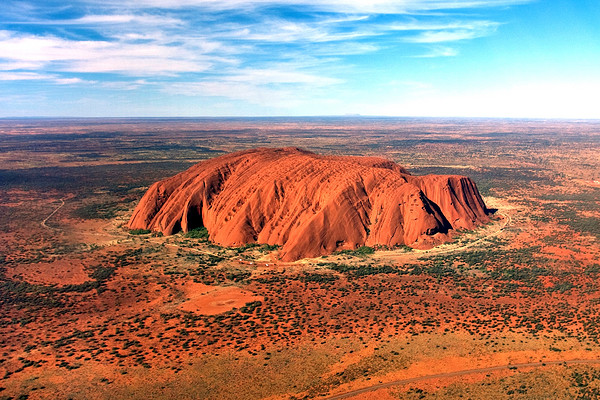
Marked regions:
[260,244,280,252]
[129,229,151,235]
[184,227,209,239]
[301,273,338,283]
[73,201,124,220]
[338,245,375,256]
[239,301,262,314]
[90,266,115,281]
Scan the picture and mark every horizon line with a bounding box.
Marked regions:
[2,115,600,122]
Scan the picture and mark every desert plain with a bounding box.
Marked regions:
[1,117,600,399]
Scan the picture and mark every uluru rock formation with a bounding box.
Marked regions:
[128,147,490,261]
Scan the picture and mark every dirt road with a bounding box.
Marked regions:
[41,198,65,230]
[325,358,600,399]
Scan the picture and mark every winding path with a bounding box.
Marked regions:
[325,358,600,399]
[428,210,511,255]
[41,198,65,230]
[371,208,512,262]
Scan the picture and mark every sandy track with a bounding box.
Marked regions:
[428,210,511,255]
[372,205,512,262]
[324,358,600,399]
[41,198,65,230]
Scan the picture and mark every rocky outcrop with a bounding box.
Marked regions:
[128,147,490,261]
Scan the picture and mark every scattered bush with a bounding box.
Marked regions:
[338,245,375,257]
[73,201,125,220]
[184,227,209,239]
[90,266,115,282]
[129,229,151,235]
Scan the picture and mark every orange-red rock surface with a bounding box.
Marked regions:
[128,148,490,261]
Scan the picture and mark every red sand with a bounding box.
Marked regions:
[7,259,89,286]
[178,282,263,315]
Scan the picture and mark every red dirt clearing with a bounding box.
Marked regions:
[177,281,263,315]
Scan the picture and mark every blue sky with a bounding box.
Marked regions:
[1,0,599,118]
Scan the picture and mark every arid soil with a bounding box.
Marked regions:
[0,118,599,400]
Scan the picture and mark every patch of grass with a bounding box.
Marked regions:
[300,272,338,284]
[239,301,262,314]
[89,266,115,282]
[184,227,209,239]
[129,229,151,235]
[399,365,600,400]
[231,243,262,253]
[73,201,125,220]
[338,245,375,257]
[259,244,280,252]
[0,264,117,308]
[322,262,400,277]
[548,282,575,294]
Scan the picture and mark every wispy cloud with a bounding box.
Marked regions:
[0,0,534,113]
[222,68,343,85]
[407,29,484,42]
[0,71,94,85]
[53,77,89,84]
[311,42,380,55]
[389,19,499,32]
[0,61,45,70]
[102,79,150,90]
[78,0,532,13]
[0,71,52,81]
[0,30,222,75]
[163,62,344,111]
[220,21,376,44]
[164,81,302,108]
[405,21,500,42]
[7,14,183,27]
[68,14,183,26]
[413,45,459,57]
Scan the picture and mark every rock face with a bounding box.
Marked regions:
[128,148,490,261]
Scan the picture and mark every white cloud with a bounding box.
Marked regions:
[389,20,498,32]
[53,77,95,84]
[406,28,491,43]
[163,66,342,109]
[404,20,499,42]
[0,0,518,82]
[81,0,533,13]
[312,42,380,55]
[0,72,94,85]
[8,14,184,26]
[0,0,536,116]
[102,79,150,90]
[66,57,210,75]
[223,68,343,85]
[208,15,500,49]
[0,71,52,80]
[0,30,221,75]
[0,61,44,70]
[70,14,183,26]
[219,20,377,44]
[413,46,459,57]
[164,81,303,108]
